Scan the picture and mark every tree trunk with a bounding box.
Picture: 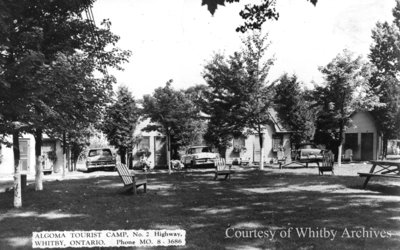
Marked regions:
[72,152,77,171]
[337,126,344,167]
[62,131,66,178]
[67,145,71,171]
[120,147,126,164]
[259,132,264,170]
[382,135,388,159]
[166,132,171,174]
[13,131,22,208]
[71,151,75,171]
[34,129,43,191]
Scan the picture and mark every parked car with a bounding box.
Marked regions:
[181,146,220,168]
[85,148,116,171]
[294,143,325,165]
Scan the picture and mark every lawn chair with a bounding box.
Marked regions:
[214,158,234,180]
[116,163,147,194]
[318,151,334,175]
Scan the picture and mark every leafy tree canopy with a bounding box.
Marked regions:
[313,50,382,153]
[202,52,248,152]
[368,0,400,155]
[0,0,130,137]
[202,0,317,32]
[141,80,199,166]
[202,32,275,168]
[273,73,316,145]
[102,86,139,163]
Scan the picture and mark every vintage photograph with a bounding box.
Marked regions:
[0,0,399,249]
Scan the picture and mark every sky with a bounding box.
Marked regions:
[93,0,396,98]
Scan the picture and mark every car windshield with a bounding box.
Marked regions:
[189,147,212,154]
[89,149,112,157]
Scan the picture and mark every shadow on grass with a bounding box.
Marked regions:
[0,169,399,249]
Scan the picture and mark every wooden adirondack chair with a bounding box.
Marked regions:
[318,151,334,175]
[116,163,147,194]
[214,158,234,180]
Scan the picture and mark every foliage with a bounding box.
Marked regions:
[136,148,151,158]
[368,0,400,156]
[141,80,197,167]
[240,32,275,169]
[233,144,246,153]
[313,50,382,154]
[141,80,197,136]
[0,0,130,128]
[202,0,317,32]
[181,85,209,147]
[202,32,275,167]
[240,32,275,131]
[202,52,247,153]
[0,0,130,197]
[101,86,139,163]
[68,125,97,165]
[88,130,110,149]
[273,73,316,145]
[46,151,57,163]
[0,0,130,151]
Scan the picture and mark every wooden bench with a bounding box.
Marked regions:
[358,173,400,178]
[214,158,234,180]
[318,151,334,175]
[358,172,400,189]
[358,160,400,189]
[116,163,147,194]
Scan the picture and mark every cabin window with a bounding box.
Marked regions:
[138,136,150,150]
[233,137,246,152]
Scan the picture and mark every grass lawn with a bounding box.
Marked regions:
[0,164,400,250]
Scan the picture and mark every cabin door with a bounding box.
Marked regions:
[361,133,374,161]
[154,136,166,167]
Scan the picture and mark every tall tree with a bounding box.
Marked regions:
[240,32,275,169]
[172,86,208,154]
[274,73,316,146]
[202,32,275,169]
[141,80,195,173]
[313,50,382,165]
[68,126,93,171]
[369,0,400,157]
[202,52,247,156]
[102,86,139,164]
[0,0,130,206]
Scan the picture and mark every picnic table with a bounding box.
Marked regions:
[358,160,400,189]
